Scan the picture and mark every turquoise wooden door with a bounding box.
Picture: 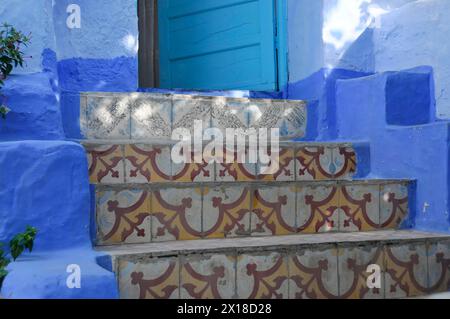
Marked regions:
[158,0,278,91]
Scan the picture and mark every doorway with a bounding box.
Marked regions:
[138,0,287,91]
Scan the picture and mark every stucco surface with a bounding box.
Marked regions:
[287,0,450,119]
[0,141,91,248]
[0,0,56,74]
[335,69,450,233]
[0,73,63,141]
[0,141,118,298]
[374,0,450,118]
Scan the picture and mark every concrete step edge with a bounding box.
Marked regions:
[93,179,413,191]
[96,230,450,261]
[77,139,354,147]
[80,91,307,105]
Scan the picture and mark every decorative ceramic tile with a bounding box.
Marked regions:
[124,144,172,183]
[380,183,409,229]
[171,146,215,182]
[297,185,339,233]
[86,96,131,139]
[339,184,380,232]
[130,95,172,139]
[181,254,236,299]
[332,146,357,179]
[251,186,297,236]
[427,240,450,294]
[211,97,249,130]
[258,147,295,181]
[118,257,180,299]
[85,144,125,184]
[248,100,307,139]
[338,245,385,299]
[80,95,88,137]
[289,246,339,299]
[151,188,202,242]
[384,243,428,298]
[237,253,289,299]
[215,146,257,182]
[295,146,334,181]
[96,189,151,245]
[202,186,251,238]
[172,95,212,136]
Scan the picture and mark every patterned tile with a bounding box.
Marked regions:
[258,147,295,181]
[172,95,212,136]
[295,146,334,181]
[251,186,297,236]
[86,96,131,139]
[339,184,380,232]
[338,245,385,299]
[211,97,249,130]
[124,144,172,183]
[289,246,339,299]
[80,94,88,137]
[96,189,151,245]
[237,253,289,299]
[297,185,339,233]
[384,243,428,298]
[118,257,180,299]
[380,183,409,229]
[202,186,251,238]
[130,95,172,139]
[332,146,357,179]
[427,240,450,294]
[215,146,257,182]
[181,254,236,299]
[171,146,215,182]
[85,144,125,184]
[151,188,202,242]
[248,100,307,139]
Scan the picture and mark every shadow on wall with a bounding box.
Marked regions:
[0,48,64,141]
[334,66,449,233]
[286,68,373,141]
[287,60,449,233]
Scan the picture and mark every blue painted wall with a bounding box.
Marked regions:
[52,0,138,138]
[0,0,63,141]
[286,0,450,120]
[0,141,90,249]
[0,141,118,298]
[0,0,139,140]
[285,0,450,233]
[0,0,135,298]
[1,0,450,298]
[335,69,450,233]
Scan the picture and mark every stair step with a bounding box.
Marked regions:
[94,179,412,246]
[83,142,357,184]
[96,230,450,299]
[80,92,307,140]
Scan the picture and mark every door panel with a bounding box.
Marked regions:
[158,0,277,91]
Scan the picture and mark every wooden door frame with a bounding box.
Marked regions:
[275,0,289,91]
[138,0,159,88]
[138,0,288,91]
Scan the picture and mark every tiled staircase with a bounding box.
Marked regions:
[79,92,450,299]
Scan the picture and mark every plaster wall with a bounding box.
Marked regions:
[0,0,139,140]
[0,1,135,297]
[288,0,450,119]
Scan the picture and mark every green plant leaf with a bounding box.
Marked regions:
[0,268,8,280]
[9,226,38,261]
